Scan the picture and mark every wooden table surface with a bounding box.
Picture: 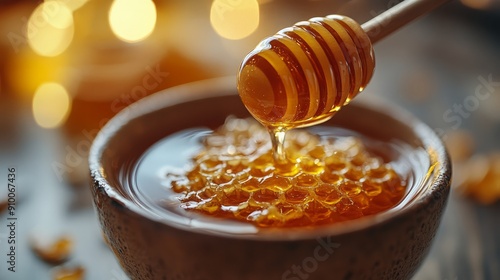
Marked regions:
[0,2,499,280]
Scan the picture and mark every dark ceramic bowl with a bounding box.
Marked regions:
[89,77,451,280]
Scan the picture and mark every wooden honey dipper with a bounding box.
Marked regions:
[238,0,452,129]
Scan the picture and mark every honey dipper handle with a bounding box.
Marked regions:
[361,0,452,43]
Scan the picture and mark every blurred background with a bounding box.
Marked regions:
[0,0,499,279]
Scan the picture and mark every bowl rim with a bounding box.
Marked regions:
[89,76,451,241]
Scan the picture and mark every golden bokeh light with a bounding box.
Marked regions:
[109,0,157,43]
[41,1,73,28]
[32,83,72,129]
[27,2,74,57]
[6,50,69,101]
[45,0,90,11]
[210,0,260,40]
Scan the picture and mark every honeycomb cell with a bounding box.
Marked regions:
[319,171,342,184]
[279,204,305,221]
[224,189,251,205]
[324,155,347,172]
[344,167,364,181]
[285,187,311,204]
[308,146,326,159]
[199,200,220,213]
[226,159,249,174]
[199,158,224,175]
[261,175,292,192]
[340,181,362,196]
[241,177,260,192]
[166,118,406,227]
[350,153,367,167]
[362,181,383,197]
[183,191,201,203]
[212,173,233,185]
[251,153,274,170]
[323,188,344,205]
[274,161,300,177]
[351,192,370,210]
[299,157,324,174]
[338,203,364,220]
[253,188,280,203]
[314,183,336,198]
[171,179,188,193]
[233,204,260,220]
[186,167,203,181]
[249,166,273,178]
[197,188,216,200]
[190,178,206,192]
[295,173,318,188]
[305,201,332,222]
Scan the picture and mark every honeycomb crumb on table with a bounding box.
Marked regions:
[443,129,500,205]
[31,236,73,264]
[457,153,500,205]
[165,117,406,227]
[52,265,85,280]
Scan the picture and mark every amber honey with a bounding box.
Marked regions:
[164,118,406,228]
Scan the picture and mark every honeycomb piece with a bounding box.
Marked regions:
[458,153,500,204]
[52,265,85,280]
[31,236,73,264]
[165,118,407,227]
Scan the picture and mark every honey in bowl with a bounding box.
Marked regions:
[129,116,410,230]
[167,117,405,227]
